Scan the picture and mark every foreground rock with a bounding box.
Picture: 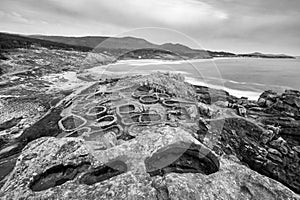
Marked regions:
[0,73,299,199]
[1,135,298,200]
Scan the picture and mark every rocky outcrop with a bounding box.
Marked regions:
[1,73,300,199]
[206,117,300,194]
[258,90,300,119]
[216,89,300,193]
[1,135,298,200]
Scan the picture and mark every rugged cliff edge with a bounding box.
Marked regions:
[0,72,299,199]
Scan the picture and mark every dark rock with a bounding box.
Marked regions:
[0,117,22,131]
[18,106,63,144]
[30,162,91,191]
[145,142,220,176]
[213,117,300,194]
[79,160,127,185]
[258,90,278,107]
[198,118,209,134]
[193,85,233,104]
[260,117,300,146]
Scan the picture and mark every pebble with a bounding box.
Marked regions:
[268,148,282,158]
[269,137,289,155]
[269,137,286,146]
[267,153,283,163]
[292,146,300,154]
[10,127,20,134]
[23,124,30,129]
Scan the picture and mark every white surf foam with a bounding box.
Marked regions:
[185,77,261,100]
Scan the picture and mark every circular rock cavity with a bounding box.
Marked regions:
[58,115,87,132]
[145,142,220,176]
[86,106,107,119]
[65,127,91,137]
[162,99,180,107]
[139,95,159,104]
[140,113,162,124]
[121,114,140,126]
[105,125,123,138]
[117,104,136,115]
[132,90,149,99]
[96,115,117,129]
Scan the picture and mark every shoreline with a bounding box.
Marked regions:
[114,56,297,65]
[185,77,261,101]
[86,59,266,100]
[86,67,262,101]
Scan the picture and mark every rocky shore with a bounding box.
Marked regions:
[0,72,299,199]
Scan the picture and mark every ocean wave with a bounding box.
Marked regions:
[185,77,261,100]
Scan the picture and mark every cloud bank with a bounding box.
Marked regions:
[0,0,299,55]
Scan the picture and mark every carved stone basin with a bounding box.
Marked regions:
[162,99,180,107]
[86,106,107,119]
[65,127,91,138]
[140,113,162,124]
[58,115,87,132]
[132,90,149,99]
[145,142,220,176]
[117,104,137,115]
[103,125,123,139]
[96,115,117,129]
[121,114,140,126]
[139,95,159,104]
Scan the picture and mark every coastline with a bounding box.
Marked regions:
[86,58,266,100]
[114,56,297,65]
[185,76,261,100]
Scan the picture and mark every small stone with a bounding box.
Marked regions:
[23,124,30,129]
[269,137,289,155]
[10,127,20,134]
[267,153,283,163]
[269,137,285,146]
[279,146,289,155]
[261,130,276,144]
[258,147,268,157]
[268,148,282,157]
[237,105,247,117]
[292,146,300,154]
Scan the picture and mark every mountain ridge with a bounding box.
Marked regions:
[29,34,295,59]
[0,32,295,59]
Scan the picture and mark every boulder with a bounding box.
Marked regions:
[1,134,299,200]
[161,158,299,200]
[258,90,278,107]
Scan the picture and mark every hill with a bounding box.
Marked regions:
[31,35,210,59]
[0,32,91,52]
[0,32,295,60]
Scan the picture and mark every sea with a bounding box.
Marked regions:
[87,57,300,100]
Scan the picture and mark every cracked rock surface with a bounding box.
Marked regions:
[1,73,300,199]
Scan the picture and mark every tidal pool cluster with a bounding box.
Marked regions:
[57,76,201,149]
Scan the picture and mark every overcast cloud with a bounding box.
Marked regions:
[0,0,299,55]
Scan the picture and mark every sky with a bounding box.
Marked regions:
[0,0,300,55]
